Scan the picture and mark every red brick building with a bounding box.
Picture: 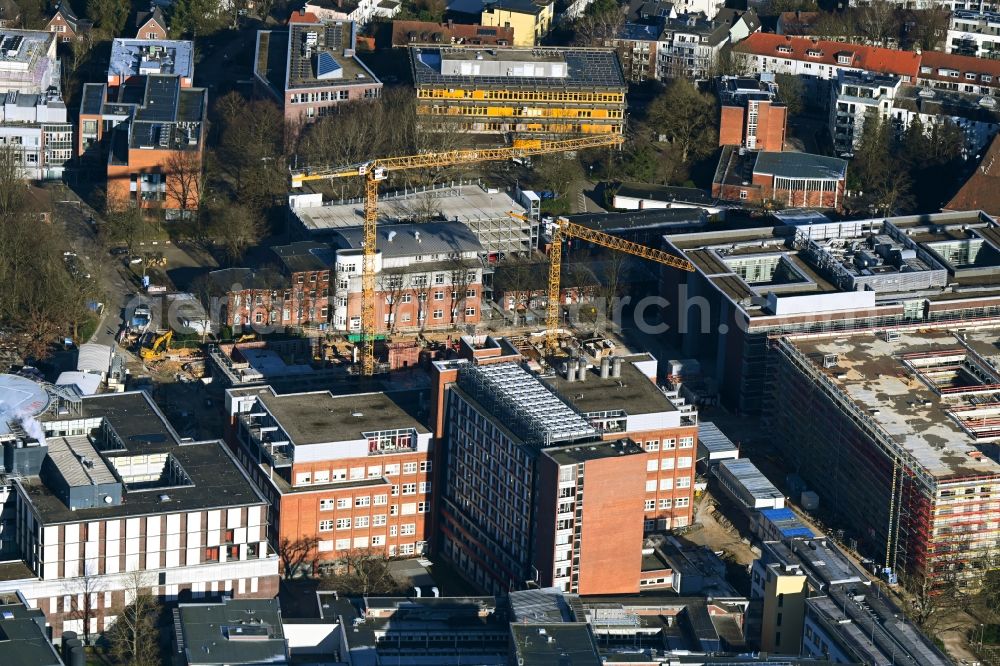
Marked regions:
[134,6,168,39]
[46,1,89,42]
[226,386,434,566]
[386,19,513,48]
[718,75,787,152]
[210,242,334,333]
[712,146,847,211]
[431,336,698,595]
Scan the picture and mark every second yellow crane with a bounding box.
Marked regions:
[290,134,624,376]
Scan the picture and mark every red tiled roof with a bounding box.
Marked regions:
[945,133,1000,214]
[288,10,321,24]
[735,33,920,79]
[390,20,514,47]
[919,50,1000,88]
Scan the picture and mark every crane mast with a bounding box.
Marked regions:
[290,134,624,376]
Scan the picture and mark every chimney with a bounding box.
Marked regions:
[600,356,611,379]
[611,356,622,378]
[564,361,576,382]
[577,359,587,382]
[448,18,454,29]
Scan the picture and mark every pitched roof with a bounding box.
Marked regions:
[50,0,81,31]
[919,49,1000,89]
[945,132,1000,215]
[330,221,484,258]
[288,9,322,23]
[135,5,166,31]
[735,33,920,79]
[0,0,21,21]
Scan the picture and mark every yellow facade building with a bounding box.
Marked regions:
[479,0,554,46]
[410,46,627,138]
[759,562,807,654]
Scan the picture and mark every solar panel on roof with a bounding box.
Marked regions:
[316,51,342,80]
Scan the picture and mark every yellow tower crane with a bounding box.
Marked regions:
[289,134,624,376]
[509,211,695,349]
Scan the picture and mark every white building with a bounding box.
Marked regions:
[301,0,400,25]
[0,29,71,180]
[892,85,1000,156]
[0,389,279,640]
[830,70,903,155]
[947,9,1000,58]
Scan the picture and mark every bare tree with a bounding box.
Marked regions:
[493,256,539,327]
[164,150,204,225]
[278,536,319,579]
[63,561,104,645]
[407,196,442,223]
[379,269,408,335]
[209,203,265,265]
[107,569,160,666]
[858,0,899,47]
[319,549,405,596]
[449,258,474,327]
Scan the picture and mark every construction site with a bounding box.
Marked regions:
[768,326,1000,588]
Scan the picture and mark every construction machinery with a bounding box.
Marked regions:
[289,134,624,376]
[140,330,173,362]
[507,211,695,350]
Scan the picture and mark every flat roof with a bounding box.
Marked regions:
[293,185,527,232]
[177,598,286,666]
[753,151,847,180]
[510,623,602,665]
[258,388,429,446]
[786,328,1000,481]
[544,438,644,465]
[330,221,484,258]
[542,360,676,417]
[285,21,378,91]
[410,46,626,90]
[27,392,265,524]
[109,38,194,80]
[271,240,334,273]
[0,598,61,666]
[698,421,738,455]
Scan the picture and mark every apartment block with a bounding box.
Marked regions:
[254,17,381,126]
[431,336,696,595]
[829,69,900,155]
[718,74,786,151]
[410,46,626,137]
[328,222,485,334]
[226,386,433,563]
[0,388,279,640]
[947,9,1000,58]
[301,0,401,26]
[0,29,71,180]
[387,19,514,47]
[78,40,205,215]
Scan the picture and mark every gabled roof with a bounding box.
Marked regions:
[735,33,920,79]
[288,9,321,23]
[945,133,1000,215]
[135,5,167,33]
[50,0,82,32]
[919,49,1000,89]
[0,0,21,21]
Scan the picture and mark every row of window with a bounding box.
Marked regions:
[320,537,417,554]
[646,456,692,472]
[384,289,477,304]
[643,436,694,452]
[644,497,692,511]
[320,519,419,534]
[418,88,625,104]
[294,461,430,486]
[645,477,692,491]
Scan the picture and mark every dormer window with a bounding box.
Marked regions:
[777,45,792,54]
[806,49,822,57]
[836,53,853,65]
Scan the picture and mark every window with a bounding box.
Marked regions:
[739,190,748,200]
[350,467,364,479]
[433,309,444,319]
[434,291,444,301]
[400,543,415,555]
[434,273,445,284]
[401,523,416,536]
[205,546,220,562]
[659,498,672,509]
[675,497,690,508]
[663,439,676,449]
[390,505,398,516]
[355,516,370,528]
[355,496,370,507]
[368,466,382,478]
[373,514,387,526]
[319,520,334,532]
[402,502,417,515]
[677,457,692,469]
[661,458,674,471]
[391,485,399,496]
[371,535,385,546]
[647,459,658,472]
[466,289,477,298]
[419,481,431,493]
[374,494,387,506]
[336,539,350,550]
[402,483,417,495]
[314,470,330,484]
[418,501,429,513]
[419,460,432,473]
[659,478,673,491]
[465,307,476,316]
[295,472,311,485]
[332,469,346,481]
[390,525,398,537]
[645,499,656,511]
[645,480,657,492]
[645,440,659,452]
[679,437,693,449]
[385,464,400,475]
[336,518,351,530]
[337,498,350,509]
[320,499,334,511]
[403,462,418,474]
[677,476,691,488]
